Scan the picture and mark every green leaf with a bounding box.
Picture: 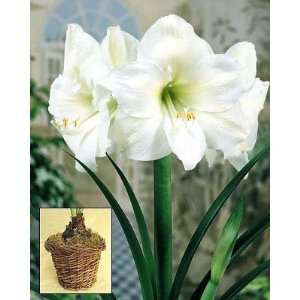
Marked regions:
[191,215,269,299]
[70,208,77,217]
[169,145,269,300]
[106,153,157,297]
[219,260,270,300]
[37,85,50,96]
[30,79,36,94]
[211,199,244,284]
[200,281,217,300]
[30,79,49,120]
[100,294,117,300]
[40,295,61,300]
[31,135,65,148]
[199,200,244,300]
[69,154,154,300]
[30,280,39,294]
[239,275,269,297]
[30,206,40,221]
[232,214,270,262]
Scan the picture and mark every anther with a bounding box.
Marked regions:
[63,118,68,128]
[176,111,196,121]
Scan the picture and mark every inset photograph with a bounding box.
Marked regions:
[40,208,111,294]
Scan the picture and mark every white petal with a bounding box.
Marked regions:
[101,26,138,68]
[226,42,257,90]
[96,97,113,157]
[110,112,170,161]
[205,148,218,168]
[197,103,249,155]
[63,24,103,77]
[104,62,167,118]
[199,79,268,171]
[227,152,249,171]
[164,117,207,170]
[79,53,110,87]
[92,84,112,110]
[138,15,213,72]
[239,78,269,151]
[49,76,113,171]
[241,79,269,118]
[63,24,110,85]
[61,113,100,172]
[175,54,244,112]
[48,75,95,122]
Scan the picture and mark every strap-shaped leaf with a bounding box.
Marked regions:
[70,154,154,300]
[70,208,77,217]
[211,200,244,284]
[191,214,269,299]
[200,200,244,300]
[219,260,270,300]
[200,281,218,300]
[169,145,269,300]
[232,214,270,261]
[106,154,157,296]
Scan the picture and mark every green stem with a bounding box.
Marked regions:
[154,155,172,300]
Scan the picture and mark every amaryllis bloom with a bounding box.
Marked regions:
[48,24,138,170]
[206,43,269,170]
[105,15,265,170]
[222,78,269,170]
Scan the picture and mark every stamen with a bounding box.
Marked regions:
[63,118,68,128]
[188,112,196,120]
[176,111,196,121]
[54,117,79,130]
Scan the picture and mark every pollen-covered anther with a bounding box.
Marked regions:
[187,112,196,121]
[176,111,196,121]
[63,117,69,128]
[54,117,79,130]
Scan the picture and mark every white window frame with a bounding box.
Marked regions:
[42,46,64,85]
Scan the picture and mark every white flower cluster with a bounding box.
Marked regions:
[48,15,269,171]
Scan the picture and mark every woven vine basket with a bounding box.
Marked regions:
[45,226,106,290]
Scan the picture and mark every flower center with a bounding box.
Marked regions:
[161,82,196,122]
[161,81,175,102]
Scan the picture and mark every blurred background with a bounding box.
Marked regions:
[30,0,269,299]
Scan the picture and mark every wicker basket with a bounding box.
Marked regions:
[45,237,106,290]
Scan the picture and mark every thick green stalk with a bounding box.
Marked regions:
[154,155,172,300]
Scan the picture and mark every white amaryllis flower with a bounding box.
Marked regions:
[48,24,138,171]
[221,78,269,170]
[205,43,269,170]
[105,15,258,170]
